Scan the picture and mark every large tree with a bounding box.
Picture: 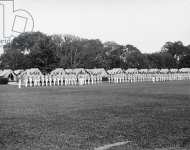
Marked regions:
[1,32,190,71]
[161,41,190,68]
[1,32,59,72]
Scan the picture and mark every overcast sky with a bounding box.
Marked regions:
[0,0,190,54]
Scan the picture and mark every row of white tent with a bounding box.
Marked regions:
[1,68,190,82]
[21,67,190,77]
[18,68,190,88]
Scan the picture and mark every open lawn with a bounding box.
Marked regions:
[0,81,190,150]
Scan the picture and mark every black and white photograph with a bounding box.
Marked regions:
[0,0,190,149]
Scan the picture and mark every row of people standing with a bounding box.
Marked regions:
[19,74,104,87]
[18,71,190,88]
[109,72,190,83]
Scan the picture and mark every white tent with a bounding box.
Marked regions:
[21,68,43,78]
[160,69,169,73]
[65,68,87,75]
[170,69,178,73]
[107,68,124,75]
[76,69,90,77]
[87,68,108,77]
[65,69,73,74]
[138,69,148,73]
[148,68,159,73]
[125,68,138,74]
[50,68,66,77]
[0,69,16,81]
[179,68,190,73]
[72,68,87,75]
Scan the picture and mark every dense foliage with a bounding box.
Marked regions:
[0,32,190,73]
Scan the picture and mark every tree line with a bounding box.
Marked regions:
[0,32,190,73]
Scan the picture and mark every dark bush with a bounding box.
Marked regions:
[0,77,9,84]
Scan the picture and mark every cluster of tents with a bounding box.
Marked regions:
[0,68,190,86]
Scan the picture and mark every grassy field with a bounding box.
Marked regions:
[0,81,190,150]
